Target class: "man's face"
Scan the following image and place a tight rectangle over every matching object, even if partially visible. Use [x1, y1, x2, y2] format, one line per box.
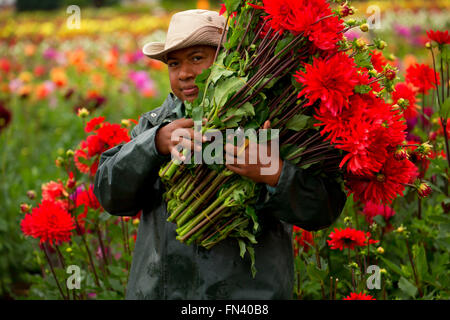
[166, 45, 216, 103]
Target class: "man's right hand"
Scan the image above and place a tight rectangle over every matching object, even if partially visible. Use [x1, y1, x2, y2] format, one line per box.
[155, 118, 207, 161]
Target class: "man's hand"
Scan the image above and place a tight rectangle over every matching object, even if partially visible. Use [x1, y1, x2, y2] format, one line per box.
[224, 121, 283, 187]
[155, 118, 207, 161]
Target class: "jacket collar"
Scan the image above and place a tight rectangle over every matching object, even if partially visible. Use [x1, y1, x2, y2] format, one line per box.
[142, 93, 181, 126]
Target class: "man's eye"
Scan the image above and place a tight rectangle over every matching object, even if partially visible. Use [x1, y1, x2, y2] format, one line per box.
[168, 61, 178, 67]
[193, 56, 203, 62]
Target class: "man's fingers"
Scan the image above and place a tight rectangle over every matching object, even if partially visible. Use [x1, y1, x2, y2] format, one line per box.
[263, 120, 271, 130]
[226, 164, 244, 175]
[175, 118, 195, 128]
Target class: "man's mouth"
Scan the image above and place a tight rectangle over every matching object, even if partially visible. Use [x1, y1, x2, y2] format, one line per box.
[182, 86, 199, 96]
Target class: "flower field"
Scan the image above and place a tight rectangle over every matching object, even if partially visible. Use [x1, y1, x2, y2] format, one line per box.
[0, 0, 449, 300]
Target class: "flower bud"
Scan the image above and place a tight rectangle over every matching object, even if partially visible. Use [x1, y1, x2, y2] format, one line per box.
[55, 156, 65, 167]
[26, 190, 36, 200]
[346, 18, 356, 26]
[66, 247, 73, 253]
[360, 23, 369, 32]
[344, 216, 352, 226]
[380, 268, 387, 275]
[355, 38, 367, 50]
[417, 182, 432, 198]
[132, 218, 140, 225]
[20, 203, 31, 213]
[376, 246, 385, 254]
[425, 42, 432, 49]
[77, 107, 89, 118]
[385, 69, 397, 81]
[121, 119, 131, 127]
[416, 142, 433, 158]
[396, 225, 406, 233]
[377, 40, 387, 50]
[66, 149, 74, 158]
[394, 147, 409, 160]
[368, 69, 378, 77]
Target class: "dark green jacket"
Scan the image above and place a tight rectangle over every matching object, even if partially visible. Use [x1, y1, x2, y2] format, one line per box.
[93, 93, 346, 300]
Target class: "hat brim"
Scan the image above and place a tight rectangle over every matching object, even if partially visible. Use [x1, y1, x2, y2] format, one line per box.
[142, 26, 225, 63]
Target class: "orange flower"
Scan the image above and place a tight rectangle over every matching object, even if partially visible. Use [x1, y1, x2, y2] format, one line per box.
[35, 83, 51, 100]
[50, 67, 68, 88]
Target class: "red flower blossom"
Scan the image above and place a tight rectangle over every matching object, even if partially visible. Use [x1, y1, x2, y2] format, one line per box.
[426, 30, 450, 45]
[20, 200, 75, 245]
[346, 155, 418, 205]
[74, 121, 130, 176]
[343, 292, 376, 300]
[293, 226, 314, 254]
[362, 201, 395, 224]
[369, 51, 389, 73]
[295, 52, 359, 116]
[85, 116, 105, 133]
[327, 227, 378, 250]
[392, 82, 419, 120]
[74, 147, 98, 177]
[254, 0, 344, 50]
[405, 63, 440, 95]
[41, 181, 68, 210]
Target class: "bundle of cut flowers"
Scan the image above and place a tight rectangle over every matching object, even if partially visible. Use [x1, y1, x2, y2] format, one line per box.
[158, 0, 429, 275]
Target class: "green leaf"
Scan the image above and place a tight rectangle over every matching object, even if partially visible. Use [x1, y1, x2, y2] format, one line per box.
[354, 50, 373, 69]
[398, 276, 418, 298]
[354, 85, 372, 94]
[379, 256, 405, 277]
[224, 0, 241, 13]
[214, 76, 248, 109]
[274, 33, 294, 56]
[238, 239, 246, 258]
[286, 114, 311, 131]
[413, 243, 429, 282]
[306, 263, 328, 282]
[246, 245, 257, 278]
[439, 98, 450, 119]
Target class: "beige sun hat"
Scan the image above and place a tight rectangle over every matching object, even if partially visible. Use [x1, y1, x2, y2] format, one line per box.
[142, 9, 227, 63]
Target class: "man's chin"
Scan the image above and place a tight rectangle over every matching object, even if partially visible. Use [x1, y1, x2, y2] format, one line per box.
[183, 95, 198, 103]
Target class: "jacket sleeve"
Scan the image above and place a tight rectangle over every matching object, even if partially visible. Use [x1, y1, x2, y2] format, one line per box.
[93, 117, 170, 216]
[256, 160, 347, 231]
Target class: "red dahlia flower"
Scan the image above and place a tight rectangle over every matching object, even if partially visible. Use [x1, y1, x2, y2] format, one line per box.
[369, 51, 389, 73]
[41, 180, 68, 210]
[426, 30, 450, 45]
[20, 200, 75, 245]
[346, 155, 418, 205]
[295, 52, 359, 116]
[406, 63, 440, 95]
[392, 82, 419, 120]
[327, 227, 378, 250]
[343, 292, 376, 300]
[85, 116, 105, 133]
[362, 201, 396, 225]
[251, 0, 344, 50]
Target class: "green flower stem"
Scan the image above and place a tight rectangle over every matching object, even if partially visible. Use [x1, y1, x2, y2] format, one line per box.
[201, 217, 248, 250]
[180, 166, 208, 201]
[177, 183, 239, 236]
[42, 243, 68, 300]
[178, 204, 229, 243]
[176, 173, 231, 227]
[405, 238, 424, 297]
[167, 170, 219, 222]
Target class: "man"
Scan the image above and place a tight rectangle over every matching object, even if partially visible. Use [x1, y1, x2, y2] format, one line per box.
[94, 9, 346, 299]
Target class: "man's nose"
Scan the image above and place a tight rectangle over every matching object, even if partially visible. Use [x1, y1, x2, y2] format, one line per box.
[178, 62, 195, 81]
